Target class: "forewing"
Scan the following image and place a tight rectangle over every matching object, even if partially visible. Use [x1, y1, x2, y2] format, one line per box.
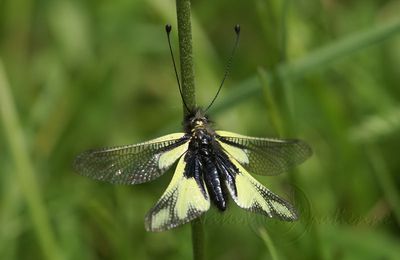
[227, 157, 298, 221]
[216, 130, 312, 176]
[145, 155, 210, 232]
[73, 133, 189, 184]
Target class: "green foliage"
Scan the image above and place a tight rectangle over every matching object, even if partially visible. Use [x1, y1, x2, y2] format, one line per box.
[1, 0, 400, 259]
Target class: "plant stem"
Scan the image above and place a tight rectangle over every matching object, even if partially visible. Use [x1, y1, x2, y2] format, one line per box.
[176, 0, 196, 113]
[191, 217, 205, 260]
[258, 227, 279, 260]
[175, 1, 204, 259]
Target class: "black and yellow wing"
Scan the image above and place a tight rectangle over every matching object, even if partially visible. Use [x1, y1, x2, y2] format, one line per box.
[216, 130, 312, 176]
[73, 133, 190, 184]
[145, 154, 210, 231]
[226, 156, 298, 220]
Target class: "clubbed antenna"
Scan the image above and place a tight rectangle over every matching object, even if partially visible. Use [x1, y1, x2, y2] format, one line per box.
[205, 24, 241, 112]
[165, 24, 190, 112]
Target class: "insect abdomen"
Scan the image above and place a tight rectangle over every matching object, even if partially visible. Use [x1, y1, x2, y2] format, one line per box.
[202, 156, 226, 211]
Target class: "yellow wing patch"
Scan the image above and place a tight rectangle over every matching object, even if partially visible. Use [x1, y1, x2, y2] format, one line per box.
[216, 130, 249, 165]
[227, 157, 297, 221]
[145, 156, 210, 231]
[158, 141, 189, 170]
[217, 140, 249, 164]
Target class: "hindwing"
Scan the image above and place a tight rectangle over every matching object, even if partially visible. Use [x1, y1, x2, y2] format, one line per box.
[145, 154, 210, 231]
[226, 156, 298, 221]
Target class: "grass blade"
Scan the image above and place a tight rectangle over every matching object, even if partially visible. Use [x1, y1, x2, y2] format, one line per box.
[0, 60, 61, 260]
[216, 20, 400, 111]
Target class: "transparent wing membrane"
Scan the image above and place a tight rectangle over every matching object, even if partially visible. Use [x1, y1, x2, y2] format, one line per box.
[73, 133, 189, 184]
[216, 130, 312, 176]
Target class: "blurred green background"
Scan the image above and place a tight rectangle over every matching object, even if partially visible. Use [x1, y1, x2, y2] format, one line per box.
[1, 0, 400, 259]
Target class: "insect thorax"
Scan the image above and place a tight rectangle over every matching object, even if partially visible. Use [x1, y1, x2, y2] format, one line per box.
[185, 108, 216, 155]
[183, 107, 214, 135]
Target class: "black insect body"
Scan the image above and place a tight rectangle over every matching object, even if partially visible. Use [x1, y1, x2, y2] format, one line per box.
[73, 24, 312, 231]
[184, 109, 238, 212]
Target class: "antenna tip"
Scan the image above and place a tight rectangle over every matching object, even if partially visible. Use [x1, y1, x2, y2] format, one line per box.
[234, 24, 240, 34]
[165, 24, 172, 33]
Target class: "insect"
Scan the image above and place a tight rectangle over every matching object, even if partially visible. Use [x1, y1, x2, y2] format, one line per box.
[73, 24, 312, 232]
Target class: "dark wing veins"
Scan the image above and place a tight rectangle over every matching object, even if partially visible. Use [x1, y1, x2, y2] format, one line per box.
[216, 131, 312, 176]
[73, 134, 190, 184]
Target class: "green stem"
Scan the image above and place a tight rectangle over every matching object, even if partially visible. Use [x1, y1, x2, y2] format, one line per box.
[258, 227, 279, 260]
[175, 0, 204, 259]
[191, 217, 205, 260]
[176, 0, 196, 113]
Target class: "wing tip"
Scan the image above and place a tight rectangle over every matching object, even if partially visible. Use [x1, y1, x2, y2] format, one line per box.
[269, 196, 300, 222]
[288, 138, 312, 155]
[288, 139, 313, 165]
[277, 207, 299, 222]
[144, 212, 204, 232]
[299, 140, 313, 159]
[72, 150, 92, 173]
